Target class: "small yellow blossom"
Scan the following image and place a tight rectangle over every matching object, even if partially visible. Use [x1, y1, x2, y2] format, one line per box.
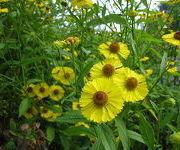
[0, 8, 9, 13]
[145, 69, 153, 76]
[75, 122, 90, 128]
[34, 83, 50, 99]
[140, 57, 149, 62]
[71, 0, 93, 9]
[72, 102, 80, 110]
[0, 0, 9, 2]
[24, 106, 38, 119]
[49, 85, 64, 101]
[166, 61, 177, 73]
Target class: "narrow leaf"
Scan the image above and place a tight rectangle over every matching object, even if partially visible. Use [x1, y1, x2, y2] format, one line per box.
[139, 114, 155, 150]
[115, 117, 130, 150]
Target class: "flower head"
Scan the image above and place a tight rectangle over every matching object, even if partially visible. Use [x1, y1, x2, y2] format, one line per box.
[64, 37, 80, 45]
[71, 0, 93, 9]
[90, 58, 123, 79]
[34, 83, 49, 99]
[0, 8, 9, 13]
[52, 67, 75, 85]
[162, 31, 180, 46]
[40, 105, 62, 121]
[80, 78, 124, 123]
[114, 68, 148, 102]
[24, 106, 38, 119]
[49, 85, 64, 101]
[72, 102, 80, 110]
[145, 69, 153, 76]
[99, 41, 130, 59]
[24, 84, 36, 97]
[166, 61, 177, 73]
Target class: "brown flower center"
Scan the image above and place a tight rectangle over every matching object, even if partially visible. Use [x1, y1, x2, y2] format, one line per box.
[109, 42, 120, 53]
[93, 91, 108, 106]
[65, 37, 76, 44]
[53, 89, 59, 95]
[126, 77, 138, 90]
[39, 87, 45, 93]
[43, 109, 48, 113]
[64, 73, 70, 79]
[45, 7, 50, 11]
[174, 31, 180, 40]
[102, 64, 115, 77]
[27, 108, 33, 113]
[27, 87, 33, 93]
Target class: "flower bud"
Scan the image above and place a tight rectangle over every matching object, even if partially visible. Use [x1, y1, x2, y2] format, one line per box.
[169, 132, 180, 145]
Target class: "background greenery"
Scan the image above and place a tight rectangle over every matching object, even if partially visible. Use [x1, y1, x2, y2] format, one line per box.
[0, 0, 180, 149]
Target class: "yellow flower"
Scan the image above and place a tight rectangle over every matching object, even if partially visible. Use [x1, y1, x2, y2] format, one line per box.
[34, 83, 49, 99]
[72, 102, 80, 110]
[0, 8, 9, 13]
[49, 85, 64, 101]
[90, 58, 123, 79]
[34, 2, 45, 7]
[80, 78, 124, 123]
[62, 48, 78, 60]
[140, 56, 149, 62]
[40, 106, 53, 119]
[99, 41, 130, 59]
[162, 31, 180, 46]
[40, 105, 62, 121]
[71, 0, 93, 9]
[167, 67, 177, 73]
[24, 106, 38, 119]
[127, 10, 138, 17]
[24, 84, 36, 97]
[75, 122, 90, 128]
[43, 7, 51, 13]
[166, 61, 177, 73]
[53, 40, 66, 48]
[0, 0, 9, 2]
[52, 67, 75, 85]
[145, 69, 153, 76]
[114, 68, 149, 102]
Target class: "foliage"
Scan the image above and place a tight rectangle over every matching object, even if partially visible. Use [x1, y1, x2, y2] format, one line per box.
[0, 0, 180, 150]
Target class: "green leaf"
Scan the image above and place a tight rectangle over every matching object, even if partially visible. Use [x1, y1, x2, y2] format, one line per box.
[18, 98, 32, 117]
[159, 110, 175, 128]
[149, 48, 162, 59]
[95, 124, 116, 150]
[127, 130, 145, 144]
[54, 111, 87, 124]
[159, 52, 168, 75]
[0, 43, 5, 49]
[46, 126, 55, 144]
[142, 103, 158, 120]
[62, 126, 95, 137]
[87, 14, 126, 27]
[139, 114, 155, 150]
[91, 138, 104, 150]
[115, 117, 130, 150]
[141, 0, 148, 7]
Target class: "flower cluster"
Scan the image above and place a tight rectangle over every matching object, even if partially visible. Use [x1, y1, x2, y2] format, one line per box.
[79, 41, 149, 123]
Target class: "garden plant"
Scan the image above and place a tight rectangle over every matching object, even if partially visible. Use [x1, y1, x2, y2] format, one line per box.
[0, 0, 180, 149]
